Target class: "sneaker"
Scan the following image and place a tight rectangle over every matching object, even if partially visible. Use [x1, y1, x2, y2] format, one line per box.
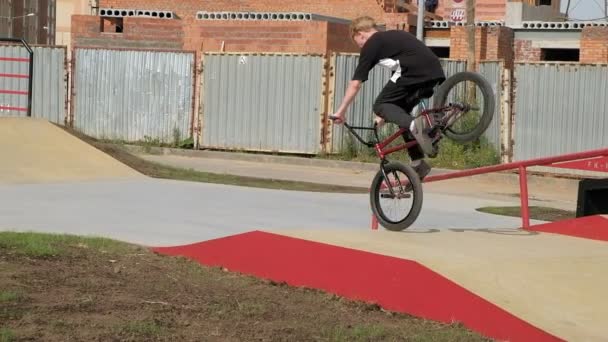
[411, 159, 431, 181]
[405, 159, 431, 191]
[410, 117, 437, 158]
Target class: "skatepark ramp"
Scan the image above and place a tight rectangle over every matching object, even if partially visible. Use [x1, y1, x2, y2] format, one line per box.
[0, 118, 142, 184]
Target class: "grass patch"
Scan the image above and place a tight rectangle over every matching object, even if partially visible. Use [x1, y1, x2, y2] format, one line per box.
[324, 127, 500, 170]
[325, 324, 388, 341]
[116, 320, 166, 339]
[0, 328, 15, 342]
[0, 231, 133, 258]
[99, 127, 194, 152]
[60, 126, 367, 194]
[476, 206, 576, 222]
[0, 291, 21, 303]
[430, 137, 499, 169]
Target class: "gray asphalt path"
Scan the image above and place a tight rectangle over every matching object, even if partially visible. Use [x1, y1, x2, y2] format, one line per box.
[0, 178, 542, 247]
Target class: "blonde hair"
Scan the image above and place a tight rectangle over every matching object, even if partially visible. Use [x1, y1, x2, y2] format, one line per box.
[350, 16, 377, 39]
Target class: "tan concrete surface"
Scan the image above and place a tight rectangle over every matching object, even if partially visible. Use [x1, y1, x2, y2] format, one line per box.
[0, 118, 142, 184]
[141, 154, 578, 211]
[268, 228, 608, 341]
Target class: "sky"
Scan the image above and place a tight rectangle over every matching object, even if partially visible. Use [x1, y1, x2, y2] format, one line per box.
[560, 0, 608, 20]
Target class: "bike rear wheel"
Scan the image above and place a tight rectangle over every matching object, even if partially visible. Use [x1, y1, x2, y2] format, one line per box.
[370, 162, 423, 231]
[433, 71, 495, 143]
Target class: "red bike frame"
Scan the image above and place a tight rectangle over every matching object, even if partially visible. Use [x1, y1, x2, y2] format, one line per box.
[343, 106, 454, 161]
[373, 127, 415, 160]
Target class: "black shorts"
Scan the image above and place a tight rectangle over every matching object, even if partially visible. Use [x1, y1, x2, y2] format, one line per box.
[372, 78, 442, 128]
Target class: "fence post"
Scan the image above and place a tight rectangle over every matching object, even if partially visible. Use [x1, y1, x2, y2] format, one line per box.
[194, 52, 204, 150]
[500, 66, 513, 163]
[321, 53, 335, 153]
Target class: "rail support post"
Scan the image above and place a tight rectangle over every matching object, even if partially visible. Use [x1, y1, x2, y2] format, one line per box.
[519, 165, 530, 229]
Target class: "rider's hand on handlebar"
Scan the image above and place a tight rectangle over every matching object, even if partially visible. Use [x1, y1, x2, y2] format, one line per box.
[373, 115, 385, 128]
[329, 112, 346, 125]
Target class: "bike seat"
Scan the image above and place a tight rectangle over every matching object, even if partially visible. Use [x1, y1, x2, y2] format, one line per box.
[404, 86, 436, 108]
[413, 87, 435, 100]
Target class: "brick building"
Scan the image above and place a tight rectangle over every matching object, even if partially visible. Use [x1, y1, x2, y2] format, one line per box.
[424, 19, 608, 65]
[68, 0, 445, 55]
[0, 0, 55, 45]
[434, 0, 562, 22]
[39, 0, 608, 65]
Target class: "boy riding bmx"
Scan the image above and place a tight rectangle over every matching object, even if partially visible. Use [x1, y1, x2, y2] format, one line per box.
[331, 16, 446, 181]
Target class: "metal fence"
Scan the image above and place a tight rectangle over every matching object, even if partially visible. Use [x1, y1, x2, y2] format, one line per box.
[0, 44, 66, 123]
[0, 44, 31, 117]
[31, 46, 66, 124]
[200, 53, 325, 154]
[329, 54, 467, 152]
[478, 61, 503, 154]
[72, 48, 195, 142]
[513, 63, 608, 170]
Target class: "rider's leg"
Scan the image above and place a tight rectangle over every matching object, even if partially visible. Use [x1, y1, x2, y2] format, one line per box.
[373, 82, 434, 180]
[372, 102, 431, 181]
[403, 131, 431, 181]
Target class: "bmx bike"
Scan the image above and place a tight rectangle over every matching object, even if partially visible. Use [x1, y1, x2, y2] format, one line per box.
[330, 71, 496, 231]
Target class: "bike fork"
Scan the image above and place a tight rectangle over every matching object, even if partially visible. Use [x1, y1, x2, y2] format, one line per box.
[379, 159, 397, 198]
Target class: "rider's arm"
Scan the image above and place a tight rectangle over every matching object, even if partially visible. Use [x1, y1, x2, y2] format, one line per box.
[335, 80, 362, 115]
[334, 40, 378, 117]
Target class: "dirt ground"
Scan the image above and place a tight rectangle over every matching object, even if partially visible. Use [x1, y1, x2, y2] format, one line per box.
[0, 236, 492, 342]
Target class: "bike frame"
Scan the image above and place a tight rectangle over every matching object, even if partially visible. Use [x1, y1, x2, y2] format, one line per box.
[339, 104, 459, 161]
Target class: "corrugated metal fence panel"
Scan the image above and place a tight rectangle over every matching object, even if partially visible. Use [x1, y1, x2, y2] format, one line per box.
[331, 54, 391, 153]
[0, 45, 67, 123]
[479, 61, 502, 153]
[331, 55, 467, 152]
[0, 45, 30, 117]
[73, 48, 194, 142]
[201, 54, 324, 154]
[440, 59, 468, 79]
[514, 63, 608, 176]
[31, 46, 66, 124]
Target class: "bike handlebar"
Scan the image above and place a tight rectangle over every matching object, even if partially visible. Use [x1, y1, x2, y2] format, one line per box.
[329, 115, 378, 128]
[328, 115, 378, 147]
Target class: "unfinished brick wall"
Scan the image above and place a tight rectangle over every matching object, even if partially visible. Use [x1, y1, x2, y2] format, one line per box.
[182, 19, 329, 54]
[450, 26, 514, 68]
[99, 0, 380, 21]
[514, 40, 542, 62]
[72, 15, 355, 55]
[580, 27, 608, 64]
[326, 22, 358, 53]
[449, 26, 488, 67]
[71, 15, 184, 50]
[382, 12, 415, 31]
[435, 0, 507, 21]
[486, 26, 514, 68]
[97, 0, 415, 29]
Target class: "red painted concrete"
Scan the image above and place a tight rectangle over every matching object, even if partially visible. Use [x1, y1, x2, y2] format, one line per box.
[527, 215, 608, 242]
[153, 231, 562, 342]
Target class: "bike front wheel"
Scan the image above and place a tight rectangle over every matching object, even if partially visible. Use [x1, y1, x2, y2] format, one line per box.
[370, 162, 423, 231]
[434, 71, 495, 143]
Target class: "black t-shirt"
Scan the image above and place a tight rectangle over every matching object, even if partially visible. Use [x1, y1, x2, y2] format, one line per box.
[352, 30, 446, 86]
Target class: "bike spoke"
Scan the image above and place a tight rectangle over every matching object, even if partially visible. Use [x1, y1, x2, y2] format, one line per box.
[446, 80, 485, 135]
[378, 170, 414, 223]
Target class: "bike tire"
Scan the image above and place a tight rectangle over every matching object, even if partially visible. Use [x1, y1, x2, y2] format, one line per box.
[434, 71, 495, 143]
[370, 162, 423, 231]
